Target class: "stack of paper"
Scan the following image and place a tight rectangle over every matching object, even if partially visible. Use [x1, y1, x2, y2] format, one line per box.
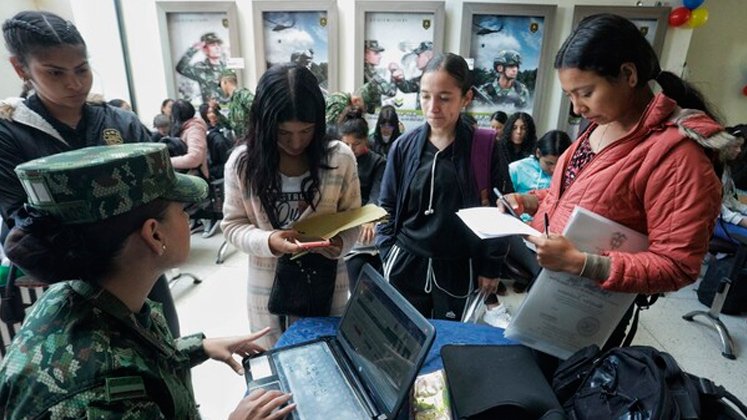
[457, 207, 542, 239]
[504, 207, 647, 359]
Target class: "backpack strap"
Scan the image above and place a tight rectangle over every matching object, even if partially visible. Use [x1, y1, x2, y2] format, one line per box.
[688, 373, 747, 418]
[471, 127, 496, 205]
[621, 294, 661, 347]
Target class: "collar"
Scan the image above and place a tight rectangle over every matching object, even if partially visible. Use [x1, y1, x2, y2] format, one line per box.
[0, 96, 67, 145]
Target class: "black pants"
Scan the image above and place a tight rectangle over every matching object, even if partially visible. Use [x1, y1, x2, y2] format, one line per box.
[386, 244, 472, 321]
[345, 253, 383, 292]
[148, 275, 180, 338]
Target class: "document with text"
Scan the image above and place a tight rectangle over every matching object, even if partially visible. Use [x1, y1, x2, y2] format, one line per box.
[504, 207, 648, 359]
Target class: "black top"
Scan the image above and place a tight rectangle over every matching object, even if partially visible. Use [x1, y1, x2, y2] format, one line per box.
[357, 150, 386, 205]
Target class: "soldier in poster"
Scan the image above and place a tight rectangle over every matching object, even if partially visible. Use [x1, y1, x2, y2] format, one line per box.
[176, 32, 228, 104]
[388, 41, 434, 110]
[475, 49, 529, 108]
[363, 40, 397, 113]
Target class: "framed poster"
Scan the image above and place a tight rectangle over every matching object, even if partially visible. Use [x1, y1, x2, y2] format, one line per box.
[460, 3, 557, 128]
[558, 5, 670, 138]
[252, 0, 338, 94]
[156, 1, 242, 106]
[354, 1, 445, 129]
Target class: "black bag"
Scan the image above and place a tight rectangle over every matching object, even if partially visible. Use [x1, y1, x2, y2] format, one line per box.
[267, 253, 337, 317]
[697, 255, 747, 314]
[552, 345, 747, 420]
[159, 136, 188, 157]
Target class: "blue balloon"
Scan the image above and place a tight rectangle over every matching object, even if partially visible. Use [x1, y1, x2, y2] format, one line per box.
[683, 0, 704, 10]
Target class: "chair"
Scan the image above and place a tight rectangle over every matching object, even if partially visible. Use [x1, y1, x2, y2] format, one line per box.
[682, 236, 747, 360]
[187, 177, 224, 239]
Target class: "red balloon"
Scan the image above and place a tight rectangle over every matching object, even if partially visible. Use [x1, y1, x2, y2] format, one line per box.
[742, 85, 747, 96]
[669, 7, 691, 27]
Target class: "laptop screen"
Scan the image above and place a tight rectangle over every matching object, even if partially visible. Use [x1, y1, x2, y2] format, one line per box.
[337, 265, 435, 417]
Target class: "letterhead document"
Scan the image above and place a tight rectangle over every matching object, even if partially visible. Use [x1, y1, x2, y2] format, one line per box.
[504, 207, 648, 359]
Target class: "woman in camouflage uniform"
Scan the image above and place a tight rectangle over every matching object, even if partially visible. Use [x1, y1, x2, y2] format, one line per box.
[0, 144, 294, 419]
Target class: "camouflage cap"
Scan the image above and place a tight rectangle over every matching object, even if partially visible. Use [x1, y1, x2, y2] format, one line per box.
[364, 40, 384, 52]
[413, 41, 433, 55]
[494, 49, 522, 67]
[200, 32, 223, 44]
[14, 144, 208, 224]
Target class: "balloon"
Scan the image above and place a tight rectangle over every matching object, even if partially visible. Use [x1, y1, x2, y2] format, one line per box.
[683, 0, 704, 10]
[688, 7, 709, 28]
[668, 7, 691, 27]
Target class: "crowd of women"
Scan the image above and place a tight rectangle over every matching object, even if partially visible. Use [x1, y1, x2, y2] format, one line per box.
[0, 9, 740, 419]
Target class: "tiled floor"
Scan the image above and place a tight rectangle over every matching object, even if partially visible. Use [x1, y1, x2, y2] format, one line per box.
[175, 233, 747, 419]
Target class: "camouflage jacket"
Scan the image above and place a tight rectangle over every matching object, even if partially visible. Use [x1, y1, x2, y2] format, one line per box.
[0, 281, 208, 419]
[176, 47, 228, 103]
[227, 88, 254, 139]
[478, 79, 529, 108]
[363, 63, 397, 112]
[394, 74, 422, 110]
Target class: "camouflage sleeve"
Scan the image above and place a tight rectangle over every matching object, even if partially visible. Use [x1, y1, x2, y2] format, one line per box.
[516, 82, 529, 107]
[365, 66, 397, 97]
[175, 333, 210, 367]
[175, 47, 200, 80]
[229, 89, 254, 136]
[394, 78, 419, 94]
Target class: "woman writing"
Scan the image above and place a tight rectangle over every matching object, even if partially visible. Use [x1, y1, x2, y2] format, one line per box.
[0, 143, 293, 419]
[0, 11, 180, 337]
[376, 53, 512, 321]
[221, 64, 361, 347]
[505, 14, 734, 348]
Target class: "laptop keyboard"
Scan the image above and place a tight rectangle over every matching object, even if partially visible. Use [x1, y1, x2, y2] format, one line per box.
[275, 341, 370, 420]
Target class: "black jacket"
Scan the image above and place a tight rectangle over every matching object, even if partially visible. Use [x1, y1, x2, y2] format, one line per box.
[0, 96, 151, 238]
[376, 120, 513, 277]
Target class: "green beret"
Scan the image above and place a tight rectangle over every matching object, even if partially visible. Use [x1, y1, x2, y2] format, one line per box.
[15, 143, 208, 224]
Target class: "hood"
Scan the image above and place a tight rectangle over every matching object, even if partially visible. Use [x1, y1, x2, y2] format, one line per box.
[0, 96, 67, 145]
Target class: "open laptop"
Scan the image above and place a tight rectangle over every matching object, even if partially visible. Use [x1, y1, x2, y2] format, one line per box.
[242, 264, 437, 420]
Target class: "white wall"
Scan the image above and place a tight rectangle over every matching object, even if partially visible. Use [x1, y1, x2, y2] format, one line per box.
[2, 0, 697, 133]
[685, 0, 747, 126]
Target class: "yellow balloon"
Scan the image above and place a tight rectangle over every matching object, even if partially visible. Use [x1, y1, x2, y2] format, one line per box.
[688, 7, 709, 28]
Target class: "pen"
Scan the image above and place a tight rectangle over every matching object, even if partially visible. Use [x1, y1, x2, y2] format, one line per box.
[493, 187, 519, 219]
[544, 213, 550, 238]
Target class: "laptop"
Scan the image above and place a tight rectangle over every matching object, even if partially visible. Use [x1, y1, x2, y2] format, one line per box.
[242, 264, 437, 420]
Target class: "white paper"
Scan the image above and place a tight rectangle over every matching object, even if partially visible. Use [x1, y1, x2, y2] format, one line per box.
[505, 207, 648, 359]
[457, 207, 543, 239]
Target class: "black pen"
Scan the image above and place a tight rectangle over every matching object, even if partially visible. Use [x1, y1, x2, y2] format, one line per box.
[544, 213, 550, 238]
[493, 187, 519, 219]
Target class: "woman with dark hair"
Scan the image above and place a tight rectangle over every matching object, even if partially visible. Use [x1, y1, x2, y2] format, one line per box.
[161, 98, 174, 117]
[221, 63, 361, 347]
[369, 104, 402, 156]
[0, 144, 294, 418]
[489, 110, 508, 137]
[0, 10, 181, 337]
[376, 53, 512, 321]
[499, 111, 537, 163]
[170, 99, 208, 178]
[339, 105, 386, 288]
[504, 14, 735, 348]
[509, 129, 571, 194]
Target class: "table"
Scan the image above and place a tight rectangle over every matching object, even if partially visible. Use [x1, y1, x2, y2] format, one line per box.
[275, 317, 516, 374]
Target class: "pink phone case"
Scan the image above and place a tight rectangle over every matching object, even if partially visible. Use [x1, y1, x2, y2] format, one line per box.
[294, 239, 332, 249]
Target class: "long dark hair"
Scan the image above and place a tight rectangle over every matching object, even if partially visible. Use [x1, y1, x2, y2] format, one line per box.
[536, 130, 572, 157]
[170, 99, 195, 136]
[373, 105, 401, 140]
[5, 200, 169, 284]
[423, 53, 473, 95]
[2, 11, 86, 67]
[500, 112, 537, 162]
[237, 63, 330, 227]
[339, 106, 368, 140]
[555, 13, 716, 118]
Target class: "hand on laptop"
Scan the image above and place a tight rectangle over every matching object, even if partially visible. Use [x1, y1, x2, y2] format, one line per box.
[229, 388, 296, 420]
[203, 327, 272, 375]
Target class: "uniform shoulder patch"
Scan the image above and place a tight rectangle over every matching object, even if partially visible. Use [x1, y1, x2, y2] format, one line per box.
[103, 129, 124, 145]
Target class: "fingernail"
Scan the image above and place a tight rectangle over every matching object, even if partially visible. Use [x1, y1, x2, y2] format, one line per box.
[238, 369, 244, 375]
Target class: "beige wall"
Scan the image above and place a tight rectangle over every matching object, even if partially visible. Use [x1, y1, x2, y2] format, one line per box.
[1, 0, 698, 133]
[686, 0, 747, 126]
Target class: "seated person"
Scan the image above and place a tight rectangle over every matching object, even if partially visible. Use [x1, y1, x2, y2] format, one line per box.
[151, 113, 170, 142]
[715, 125, 747, 243]
[0, 143, 294, 418]
[509, 130, 571, 194]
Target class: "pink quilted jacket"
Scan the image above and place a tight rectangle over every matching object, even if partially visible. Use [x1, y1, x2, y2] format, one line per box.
[531, 94, 730, 293]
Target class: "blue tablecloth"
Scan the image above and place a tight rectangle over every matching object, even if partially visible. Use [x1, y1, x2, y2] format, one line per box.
[275, 317, 516, 374]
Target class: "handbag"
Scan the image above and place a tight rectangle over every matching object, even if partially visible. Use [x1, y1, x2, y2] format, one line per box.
[267, 252, 338, 317]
